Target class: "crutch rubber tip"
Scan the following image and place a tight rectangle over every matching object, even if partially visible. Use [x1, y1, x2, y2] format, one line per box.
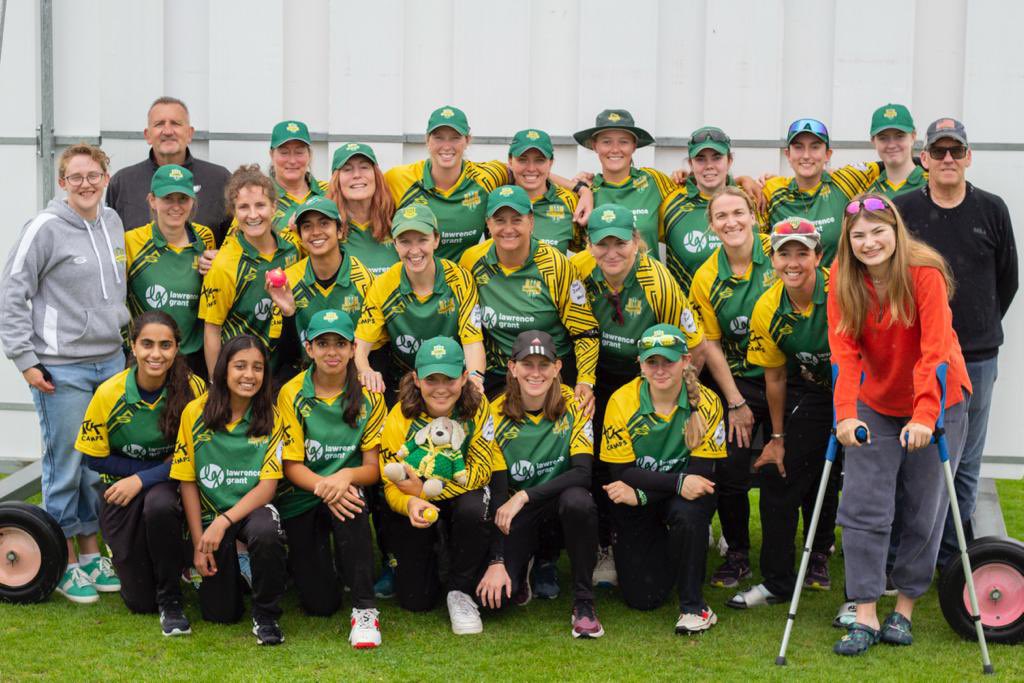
[776, 657, 787, 666]
[983, 665, 994, 675]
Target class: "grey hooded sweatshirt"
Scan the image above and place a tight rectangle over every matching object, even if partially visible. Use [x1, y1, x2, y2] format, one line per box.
[1, 199, 129, 371]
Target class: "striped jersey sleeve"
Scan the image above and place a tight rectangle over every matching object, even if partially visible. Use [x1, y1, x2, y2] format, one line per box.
[639, 256, 704, 348]
[467, 160, 512, 193]
[535, 244, 600, 385]
[441, 260, 484, 344]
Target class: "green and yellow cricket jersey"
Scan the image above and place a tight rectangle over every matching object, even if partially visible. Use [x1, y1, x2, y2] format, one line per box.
[275, 368, 387, 519]
[571, 250, 703, 377]
[600, 377, 726, 471]
[591, 167, 678, 262]
[199, 232, 300, 355]
[660, 179, 723, 296]
[868, 165, 927, 199]
[342, 221, 399, 276]
[378, 397, 502, 514]
[491, 385, 592, 491]
[530, 183, 585, 254]
[125, 222, 218, 355]
[170, 394, 287, 524]
[459, 238, 600, 384]
[762, 163, 879, 264]
[689, 234, 775, 378]
[284, 251, 374, 337]
[747, 267, 832, 388]
[385, 159, 510, 261]
[75, 368, 206, 483]
[355, 258, 484, 375]
[272, 172, 330, 231]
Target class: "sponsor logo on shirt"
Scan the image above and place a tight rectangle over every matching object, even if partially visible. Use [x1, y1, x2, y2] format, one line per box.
[122, 444, 148, 459]
[680, 309, 697, 334]
[254, 298, 273, 321]
[482, 415, 495, 441]
[728, 316, 749, 336]
[199, 463, 226, 488]
[510, 460, 536, 483]
[582, 419, 594, 444]
[569, 280, 586, 305]
[146, 284, 195, 309]
[470, 304, 482, 329]
[395, 334, 420, 355]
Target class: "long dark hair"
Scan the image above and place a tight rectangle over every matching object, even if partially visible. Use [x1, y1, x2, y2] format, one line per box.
[397, 370, 482, 422]
[309, 352, 363, 428]
[202, 335, 275, 437]
[130, 310, 193, 443]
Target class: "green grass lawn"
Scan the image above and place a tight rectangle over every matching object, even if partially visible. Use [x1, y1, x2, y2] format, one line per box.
[2, 480, 1021, 681]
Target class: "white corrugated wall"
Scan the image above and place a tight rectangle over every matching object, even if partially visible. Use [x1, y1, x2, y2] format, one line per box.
[1, 0, 1022, 472]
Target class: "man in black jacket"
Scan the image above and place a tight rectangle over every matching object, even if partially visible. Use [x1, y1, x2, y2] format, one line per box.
[106, 96, 232, 244]
[894, 117, 1018, 568]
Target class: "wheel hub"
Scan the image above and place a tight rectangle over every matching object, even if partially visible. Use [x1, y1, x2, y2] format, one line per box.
[966, 562, 1024, 628]
[0, 526, 43, 589]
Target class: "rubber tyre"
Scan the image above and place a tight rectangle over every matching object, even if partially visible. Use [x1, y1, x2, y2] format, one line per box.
[938, 535, 1024, 644]
[0, 502, 67, 604]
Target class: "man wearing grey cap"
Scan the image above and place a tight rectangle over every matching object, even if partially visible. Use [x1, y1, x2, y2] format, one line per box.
[893, 117, 1018, 568]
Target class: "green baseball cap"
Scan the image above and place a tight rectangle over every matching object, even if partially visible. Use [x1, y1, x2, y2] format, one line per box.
[332, 142, 378, 170]
[509, 129, 554, 159]
[637, 323, 689, 362]
[391, 204, 438, 237]
[573, 109, 655, 149]
[427, 106, 470, 136]
[271, 120, 312, 149]
[588, 203, 635, 244]
[293, 195, 341, 225]
[306, 308, 355, 342]
[150, 164, 195, 198]
[486, 185, 533, 217]
[688, 126, 731, 157]
[415, 336, 465, 379]
[870, 104, 915, 137]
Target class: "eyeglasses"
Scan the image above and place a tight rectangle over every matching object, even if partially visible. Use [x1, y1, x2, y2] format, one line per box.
[845, 196, 892, 215]
[63, 172, 105, 186]
[787, 118, 829, 139]
[689, 128, 731, 145]
[927, 145, 968, 160]
[638, 332, 686, 350]
[773, 217, 817, 235]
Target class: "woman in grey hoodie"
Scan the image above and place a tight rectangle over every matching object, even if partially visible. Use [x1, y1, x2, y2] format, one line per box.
[0, 144, 130, 604]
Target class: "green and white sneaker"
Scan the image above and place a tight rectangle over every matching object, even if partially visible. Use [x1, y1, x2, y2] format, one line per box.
[56, 566, 99, 604]
[81, 556, 121, 593]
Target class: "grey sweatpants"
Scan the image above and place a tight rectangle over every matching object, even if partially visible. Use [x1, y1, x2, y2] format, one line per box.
[838, 399, 967, 602]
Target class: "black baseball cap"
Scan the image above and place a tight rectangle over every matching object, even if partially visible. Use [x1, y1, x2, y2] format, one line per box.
[510, 330, 557, 362]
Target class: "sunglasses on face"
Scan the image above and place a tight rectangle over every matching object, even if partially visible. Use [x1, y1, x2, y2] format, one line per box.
[690, 128, 731, 145]
[927, 145, 968, 160]
[787, 118, 829, 138]
[845, 197, 892, 215]
[638, 333, 686, 351]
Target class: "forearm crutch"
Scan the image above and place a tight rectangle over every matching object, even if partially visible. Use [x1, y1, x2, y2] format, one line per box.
[933, 363, 993, 675]
[776, 364, 864, 665]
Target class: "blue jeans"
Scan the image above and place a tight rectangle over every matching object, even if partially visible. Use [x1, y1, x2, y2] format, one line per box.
[31, 352, 125, 538]
[938, 356, 998, 567]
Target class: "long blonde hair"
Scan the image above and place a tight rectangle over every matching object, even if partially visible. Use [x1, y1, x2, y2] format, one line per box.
[832, 192, 954, 337]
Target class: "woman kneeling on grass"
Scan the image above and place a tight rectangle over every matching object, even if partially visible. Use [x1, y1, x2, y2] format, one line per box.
[276, 309, 387, 648]
[170, 335, 289, 645]
[78, 311, 205, 635]
[601, 324, 726, 634]
[828, 193, 970, 656]
[379, 336, 501, 634]
[489, 330, 602, 638]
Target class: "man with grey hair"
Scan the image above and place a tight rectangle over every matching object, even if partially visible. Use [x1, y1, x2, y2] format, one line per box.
[106, 96, 232, 244]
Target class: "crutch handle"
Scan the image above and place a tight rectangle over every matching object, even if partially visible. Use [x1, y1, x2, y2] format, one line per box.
[854, 426, 868, 443]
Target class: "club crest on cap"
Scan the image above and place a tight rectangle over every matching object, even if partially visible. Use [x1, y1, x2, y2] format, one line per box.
[286, 122, 300, 133]
[499, 187, 514, 197]
[323, 311, 338, 322]
[607, 112, 622, 122]
[936, 118, 957, 130]
[526, 130, 540, 140]
[884, 108, 897, 119]
[403, 206, 418, 219]
[169, 168, 183, 180]
[601, 209, 616, 223]
[346, 143, 360, 151]
[441, 108, 455, 119]
[431, 344, 446, 359]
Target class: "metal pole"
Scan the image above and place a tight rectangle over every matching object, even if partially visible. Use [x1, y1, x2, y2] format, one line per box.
[0, 0, 8, 64]
[38, 0, 55, 209]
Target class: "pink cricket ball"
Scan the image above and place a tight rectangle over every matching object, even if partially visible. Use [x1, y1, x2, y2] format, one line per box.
[266, 268, 287, 288]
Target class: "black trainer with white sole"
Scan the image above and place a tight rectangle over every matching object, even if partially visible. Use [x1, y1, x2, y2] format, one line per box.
[252, 618, 284, 646]
[159, 603, 192, 636]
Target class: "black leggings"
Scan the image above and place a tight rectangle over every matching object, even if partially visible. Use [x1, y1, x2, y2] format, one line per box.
[388, 488, 493, 611]
[99, 480, 185, 613]
[592, 366, 636, 548]
[197, 505, 287, 624]
[504, 487, 597, 602]
[281, 501, 375, 616]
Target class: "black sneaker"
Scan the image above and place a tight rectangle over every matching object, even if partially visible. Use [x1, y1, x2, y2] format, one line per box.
[159, 602, 192, 637]
[252, 617, 284, 646]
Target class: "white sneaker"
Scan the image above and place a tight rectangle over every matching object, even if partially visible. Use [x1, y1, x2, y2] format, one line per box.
[447, 590, 483, 634]
[833, 600, 857, 628]
[349, 608, 381, 648]
[675, 607, 718, 634]
[592, 546, 618, 587]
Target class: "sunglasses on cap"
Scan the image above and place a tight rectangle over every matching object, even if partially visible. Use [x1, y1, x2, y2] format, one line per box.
[787, 118, 829, 138]
[638, 333, 686, 351]
[689, 128, 731, 145]
[845, 196, 893, 216]
[773, 217, 817, 235]
[927, 144, 968, 160]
